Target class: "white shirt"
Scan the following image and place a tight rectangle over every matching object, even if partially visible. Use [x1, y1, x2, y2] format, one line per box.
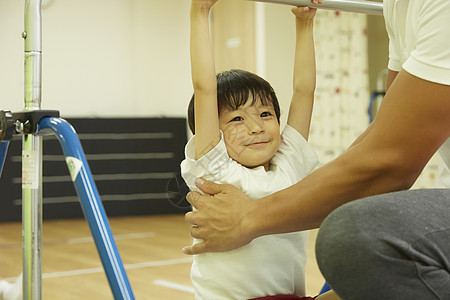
[181, 125, 319, 299]
[384, 0, 450, 185]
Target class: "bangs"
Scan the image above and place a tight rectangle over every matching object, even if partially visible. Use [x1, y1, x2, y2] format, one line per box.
[218, 88, 274, 111]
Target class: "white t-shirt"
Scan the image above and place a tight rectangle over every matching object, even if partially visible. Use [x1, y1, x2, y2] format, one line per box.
[384, 0, 450, 185]
[181, 125, 319, 299]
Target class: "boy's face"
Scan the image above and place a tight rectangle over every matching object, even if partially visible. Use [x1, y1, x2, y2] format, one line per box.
[219, 98, 281, 171]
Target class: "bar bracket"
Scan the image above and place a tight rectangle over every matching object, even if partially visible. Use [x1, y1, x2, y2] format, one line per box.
[12, 110, 60, 135]
[0, 110, 14, 142]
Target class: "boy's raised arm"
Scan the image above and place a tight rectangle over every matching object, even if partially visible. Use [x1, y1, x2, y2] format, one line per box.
[190, 0, 220, 159]
[287, 2, 320, 140]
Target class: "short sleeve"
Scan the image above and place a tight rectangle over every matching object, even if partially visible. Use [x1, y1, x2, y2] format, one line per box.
[275, 125, 319, 180]
[403, 1, 450, 85]
[180, 131, 231, 190]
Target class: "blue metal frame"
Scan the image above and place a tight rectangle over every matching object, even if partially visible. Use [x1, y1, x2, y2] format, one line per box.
[38, 117, 135, 299]
[0, 141, 9, 178]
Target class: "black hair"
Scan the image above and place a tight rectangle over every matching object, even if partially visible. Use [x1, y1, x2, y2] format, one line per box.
[187, 69, 280, 134]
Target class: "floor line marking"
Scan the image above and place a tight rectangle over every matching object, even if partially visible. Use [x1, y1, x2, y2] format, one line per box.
[3, 257, 193, 282]
[42, 257, 193, 279]
[123, 257, 192, 270]
[152, 279, 194, 294]
[0, 232, 156, 249]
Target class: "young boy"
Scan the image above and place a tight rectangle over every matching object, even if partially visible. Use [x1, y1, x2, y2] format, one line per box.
[181, 0, 321, 299]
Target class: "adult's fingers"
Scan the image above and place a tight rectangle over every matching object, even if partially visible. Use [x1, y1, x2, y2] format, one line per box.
[185, 211, 208, 239]
[186, 190, 204, 209]
[182, 241, 208, 255]
[184, 210, 197, 226]
[194, 177, 226, 195]
[188, 223, 205, 240]
[187, 178, 229, 208]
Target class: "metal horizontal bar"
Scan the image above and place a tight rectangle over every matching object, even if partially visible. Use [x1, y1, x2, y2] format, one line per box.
[248, 0, 383, 15]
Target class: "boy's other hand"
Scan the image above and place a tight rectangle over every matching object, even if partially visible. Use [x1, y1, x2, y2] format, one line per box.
[292, 0, 323, 20]
[191, 0, 219, 10]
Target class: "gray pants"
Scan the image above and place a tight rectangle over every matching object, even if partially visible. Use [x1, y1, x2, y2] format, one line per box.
[316, 189, 450, 300]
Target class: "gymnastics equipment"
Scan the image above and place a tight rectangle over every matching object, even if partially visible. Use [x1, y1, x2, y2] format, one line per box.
[247, 0, 384, 16]
[0, 1, 135, 299]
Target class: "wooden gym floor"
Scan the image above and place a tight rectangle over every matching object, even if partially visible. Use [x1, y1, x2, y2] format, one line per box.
[0, 215, 325, 299]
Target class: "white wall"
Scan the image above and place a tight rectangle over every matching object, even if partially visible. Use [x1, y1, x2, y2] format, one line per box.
[0, 1, 306, 123]
[263, 4, 296, 127]
[0, 0, 191, 118]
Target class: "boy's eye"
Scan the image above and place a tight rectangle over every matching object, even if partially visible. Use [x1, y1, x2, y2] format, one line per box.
[261, 112, 272, 117]
[231, 116, 243, 122]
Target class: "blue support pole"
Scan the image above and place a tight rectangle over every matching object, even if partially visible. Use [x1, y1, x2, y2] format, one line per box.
[38, 117, 135, 300]
[0, 141, 10, 178]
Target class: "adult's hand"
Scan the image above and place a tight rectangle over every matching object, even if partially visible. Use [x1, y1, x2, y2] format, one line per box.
[182, 178, 254, 255]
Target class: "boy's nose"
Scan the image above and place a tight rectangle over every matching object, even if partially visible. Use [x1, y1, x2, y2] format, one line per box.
[247, 120, 264, 134]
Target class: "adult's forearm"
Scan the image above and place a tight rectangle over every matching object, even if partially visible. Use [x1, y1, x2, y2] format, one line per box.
[247, 144, 417, 237]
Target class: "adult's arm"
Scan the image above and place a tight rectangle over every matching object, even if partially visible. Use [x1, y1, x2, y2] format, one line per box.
[183, 69, 450, 254]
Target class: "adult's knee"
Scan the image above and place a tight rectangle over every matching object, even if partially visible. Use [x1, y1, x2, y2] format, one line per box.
[316, 189, 450, 275]
[315, 190, 450, 299]
[316, 199, 375, 280]
[315, 197, 397, 298]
